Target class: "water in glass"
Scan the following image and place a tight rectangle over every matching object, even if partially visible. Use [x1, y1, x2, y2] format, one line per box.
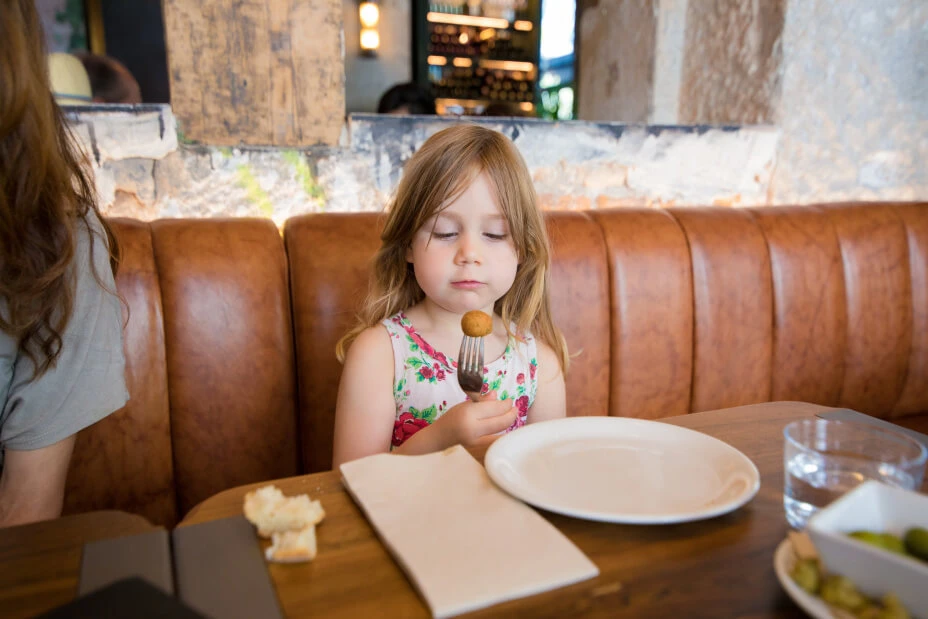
[784, 450, 916, 529]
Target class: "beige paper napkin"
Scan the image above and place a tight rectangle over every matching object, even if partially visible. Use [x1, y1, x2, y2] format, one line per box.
[340, 445, 599, 618]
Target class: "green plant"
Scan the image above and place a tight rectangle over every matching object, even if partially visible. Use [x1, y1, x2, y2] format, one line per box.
[235, 164, 274, 217]
[282, 150, 325, 204]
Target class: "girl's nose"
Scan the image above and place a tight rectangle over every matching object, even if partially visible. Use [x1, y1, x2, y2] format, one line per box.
[455, 232, 480, 264]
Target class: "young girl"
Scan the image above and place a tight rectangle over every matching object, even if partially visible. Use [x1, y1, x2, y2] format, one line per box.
[332, 125, 568, 467]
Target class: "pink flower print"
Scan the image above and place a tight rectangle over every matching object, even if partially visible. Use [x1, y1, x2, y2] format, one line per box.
[529, 361, 537, 380]
[409, 331, 430, 353]
[436, 369, 446, 381]
[505, 395, 530, 432]
[392, 412, 429, 447]
[419, 366, 434, 380]
[516, 372, 525, 385]
[401, 321, 452, 369]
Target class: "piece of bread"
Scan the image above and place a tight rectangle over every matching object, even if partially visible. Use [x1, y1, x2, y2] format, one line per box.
[461, 310, 493, 337]
[265, 525, 318, 563]
[243, 484, 326, 538]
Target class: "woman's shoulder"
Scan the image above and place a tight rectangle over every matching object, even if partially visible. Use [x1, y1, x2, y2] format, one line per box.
[71, 210, 115, 283]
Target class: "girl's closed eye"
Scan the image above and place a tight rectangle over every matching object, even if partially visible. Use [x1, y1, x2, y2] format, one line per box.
[432, 230, 457, 240]
[484, 231, 508, 240]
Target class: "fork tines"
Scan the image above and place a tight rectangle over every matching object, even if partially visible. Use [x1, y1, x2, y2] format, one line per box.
[458, 335, 485, 396]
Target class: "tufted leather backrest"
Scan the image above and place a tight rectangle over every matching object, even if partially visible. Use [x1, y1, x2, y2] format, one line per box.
[150, 219, 300, 519]
[64, 219, 176, 526]
[589, 208, 694, 419]
[65, 218, 300, 526]
[593, 203, 928, 420]
[544, 213, 611, 419]
[284, 213, 384, 474]
[61, 203, 928, 525]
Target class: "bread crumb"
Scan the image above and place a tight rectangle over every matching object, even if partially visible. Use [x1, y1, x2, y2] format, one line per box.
[243, 484, 325, 563]
[244, 484, 325, 538]
[266, 525, 317, 563]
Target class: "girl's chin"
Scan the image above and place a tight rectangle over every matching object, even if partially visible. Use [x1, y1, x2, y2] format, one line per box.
[432, 300, 495, 317]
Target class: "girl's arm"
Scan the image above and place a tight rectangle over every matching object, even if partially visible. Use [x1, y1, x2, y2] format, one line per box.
[332, 325, 397, 468]
[332, 326, 518, 467]
[526, 341, 567, 424]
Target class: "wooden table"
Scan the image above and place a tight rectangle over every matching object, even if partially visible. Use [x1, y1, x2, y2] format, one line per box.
[178, 401, 837, 618]
[0, 510, 158, 618]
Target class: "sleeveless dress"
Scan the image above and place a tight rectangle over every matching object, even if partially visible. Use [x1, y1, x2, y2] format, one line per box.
[382, 311, 539, 448]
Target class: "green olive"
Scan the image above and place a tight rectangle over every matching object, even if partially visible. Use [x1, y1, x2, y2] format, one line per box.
[848, 531, 906, 555]
[903, 527, 928, 562]
[878, 592, 911, 619]
[820, 574, 868, 611]
[789, 558, 820, 594]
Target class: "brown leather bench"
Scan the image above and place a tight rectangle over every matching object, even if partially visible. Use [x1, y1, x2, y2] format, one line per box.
[62, 203, 928, 527]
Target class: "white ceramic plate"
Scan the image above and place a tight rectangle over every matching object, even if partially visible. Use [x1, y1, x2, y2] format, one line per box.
[484, 417, 760, 524]
[773, 538, 829, 619]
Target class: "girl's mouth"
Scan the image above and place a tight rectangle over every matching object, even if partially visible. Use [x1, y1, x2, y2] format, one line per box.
[451, 280, 483, 290]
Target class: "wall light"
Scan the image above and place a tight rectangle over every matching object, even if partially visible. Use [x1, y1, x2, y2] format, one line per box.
[359, 1, 380, 56]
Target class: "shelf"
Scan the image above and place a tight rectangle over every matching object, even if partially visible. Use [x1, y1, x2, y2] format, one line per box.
[426, 12, 534, 32]
[426, 12, 510, 29]
[437, 97, 535, 111]
[428, 55, 535, 72]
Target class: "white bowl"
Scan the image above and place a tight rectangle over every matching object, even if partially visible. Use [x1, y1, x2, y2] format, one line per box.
[806, 481, 928, 617]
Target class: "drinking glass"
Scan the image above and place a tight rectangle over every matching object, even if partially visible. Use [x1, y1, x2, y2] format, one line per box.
[783, 418, 927, 529]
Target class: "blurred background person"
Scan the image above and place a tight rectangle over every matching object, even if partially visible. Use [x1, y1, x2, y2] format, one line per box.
[73, 51, 142, 104]
[377, 82, 436, 115]
[46, 52, 92, 106]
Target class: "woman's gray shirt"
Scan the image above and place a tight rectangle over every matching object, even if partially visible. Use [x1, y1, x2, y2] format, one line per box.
[0, 212, 128, 469]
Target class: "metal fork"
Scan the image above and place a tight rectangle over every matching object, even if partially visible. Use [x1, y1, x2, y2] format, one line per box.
[457, 334, 485, 401]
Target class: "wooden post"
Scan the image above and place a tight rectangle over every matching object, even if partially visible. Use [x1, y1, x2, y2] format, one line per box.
[162, 0, 345, 146]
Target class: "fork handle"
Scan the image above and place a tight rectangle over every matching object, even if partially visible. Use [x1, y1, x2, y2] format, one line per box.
[464, 391, 481, 403]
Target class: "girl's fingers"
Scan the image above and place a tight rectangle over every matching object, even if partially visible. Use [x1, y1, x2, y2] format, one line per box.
[473, 397, 514, 420]
[480, 406, 518, 435]
[475, 390, 498, 402]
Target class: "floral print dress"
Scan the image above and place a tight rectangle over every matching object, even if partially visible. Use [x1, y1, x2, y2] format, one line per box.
[383, 311, 539, 448]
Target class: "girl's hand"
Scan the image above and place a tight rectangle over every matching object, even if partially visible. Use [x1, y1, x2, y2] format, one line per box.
[431, 391, 517, 448]
[394, 391, 516, 455]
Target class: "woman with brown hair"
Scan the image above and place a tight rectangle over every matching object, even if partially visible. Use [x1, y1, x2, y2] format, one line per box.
[0, 0, 128, 526]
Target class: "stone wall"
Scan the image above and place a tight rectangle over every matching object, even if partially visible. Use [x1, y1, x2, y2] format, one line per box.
[69, 106, 780, 223]
[771, 0, 928, 203]
[578, 0, 926, 204]
[577, 0, 657, 123]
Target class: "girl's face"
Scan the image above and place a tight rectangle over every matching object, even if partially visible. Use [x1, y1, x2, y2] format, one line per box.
[406, 171, 519, 318]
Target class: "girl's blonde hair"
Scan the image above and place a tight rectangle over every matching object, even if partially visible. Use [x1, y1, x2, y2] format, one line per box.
[336, 124, 568, 373]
